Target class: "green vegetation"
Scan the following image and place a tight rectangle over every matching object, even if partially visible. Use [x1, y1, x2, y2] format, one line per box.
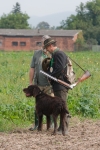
[36, 21, 50, 29]
[0, 2, 30, 29]
[58, 0, 100, 45]
[0, 51, 100, 132]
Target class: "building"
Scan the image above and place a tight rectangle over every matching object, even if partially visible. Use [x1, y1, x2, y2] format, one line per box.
[0, 29, 82, 51]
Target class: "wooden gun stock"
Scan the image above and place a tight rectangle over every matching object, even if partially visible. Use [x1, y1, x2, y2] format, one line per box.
[76, 70, 91, 85]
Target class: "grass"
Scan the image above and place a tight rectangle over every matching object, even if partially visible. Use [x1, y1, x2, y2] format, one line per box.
[0, 51, 100, 132]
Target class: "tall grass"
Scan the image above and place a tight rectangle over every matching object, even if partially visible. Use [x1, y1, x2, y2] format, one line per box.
[67, 51, 100, 118]
[0, 51, 100, 131]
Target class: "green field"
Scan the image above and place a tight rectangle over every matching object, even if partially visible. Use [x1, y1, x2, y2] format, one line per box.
[0, 51, 100, 132]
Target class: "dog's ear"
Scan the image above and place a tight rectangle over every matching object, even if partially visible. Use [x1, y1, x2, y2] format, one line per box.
[23, 88, 27, 93]
[32, 87, 38, 97]
[32, 85, 41, 97]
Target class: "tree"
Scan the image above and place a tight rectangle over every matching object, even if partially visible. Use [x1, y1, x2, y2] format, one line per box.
[50, 26, 56, 30]
[36, 21, 50, 29]
[0, 13, 30, 29]
[58, 0, 100, 44]
[11, 2, 21, 14]
[86, 0, 100, 26]
[0, 2, 30, 29]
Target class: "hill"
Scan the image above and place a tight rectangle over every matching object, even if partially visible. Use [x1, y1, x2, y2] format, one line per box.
[28, 11, 75, 28]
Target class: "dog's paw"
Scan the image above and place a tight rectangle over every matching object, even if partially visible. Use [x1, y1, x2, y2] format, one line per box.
[37, 128, 42, 132]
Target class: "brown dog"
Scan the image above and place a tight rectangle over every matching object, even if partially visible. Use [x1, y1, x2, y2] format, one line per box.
[23, 85, 70, 136]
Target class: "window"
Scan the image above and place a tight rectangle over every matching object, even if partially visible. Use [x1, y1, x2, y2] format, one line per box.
[36, 42, 42, 46]
[12, 42, 18, 46]
[0, 41, 2, 46]
[20, 42, 26, 46]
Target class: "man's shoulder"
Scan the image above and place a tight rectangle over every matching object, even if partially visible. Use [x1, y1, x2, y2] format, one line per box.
[34, 49, 42, 54]
[34, 49, 42, 56]
[55, 49, 67, 56]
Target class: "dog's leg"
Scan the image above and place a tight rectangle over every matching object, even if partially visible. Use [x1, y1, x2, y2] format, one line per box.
[61, 113, 66, 136]
[38, 114, 43, 131]
[52, 115, 57, 135]
[46, 115, 51, 130]
[57, 114, 62, 131]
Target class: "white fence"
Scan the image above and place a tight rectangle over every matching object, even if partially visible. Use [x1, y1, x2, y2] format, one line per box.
[92, 45, 100, 52]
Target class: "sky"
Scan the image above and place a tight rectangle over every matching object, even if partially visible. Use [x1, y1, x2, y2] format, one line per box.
[0, 0, 89, 17]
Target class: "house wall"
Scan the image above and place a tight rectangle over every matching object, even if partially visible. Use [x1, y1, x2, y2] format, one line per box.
[31, 36, 43, 50]
[31, 36, 75, 51]
[72, 34, 78, 42]
[0, 36, 4, 50]
[48, 36, 74, 51]
[0, 35, 76, 51]
[4, 36, 31, 51]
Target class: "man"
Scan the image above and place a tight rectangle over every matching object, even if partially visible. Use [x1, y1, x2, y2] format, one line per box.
[29, 35, 53, 131]
[43, 38, 70, 132]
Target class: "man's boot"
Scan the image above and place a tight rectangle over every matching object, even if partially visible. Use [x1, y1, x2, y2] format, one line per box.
[29, 111, 38, 131]
[57, 116, 62, 134]
[57, 115, 62, 131]
[57, 114, 71, 134]
[65, 114, 71, 133]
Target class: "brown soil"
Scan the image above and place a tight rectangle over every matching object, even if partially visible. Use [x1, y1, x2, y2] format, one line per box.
[0, 117, 100, 150]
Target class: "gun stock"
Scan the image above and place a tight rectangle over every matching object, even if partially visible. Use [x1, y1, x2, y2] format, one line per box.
[76, 70, 91, 85]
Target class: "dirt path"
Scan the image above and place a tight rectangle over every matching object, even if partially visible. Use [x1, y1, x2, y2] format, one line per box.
[0, 117, 100, 150]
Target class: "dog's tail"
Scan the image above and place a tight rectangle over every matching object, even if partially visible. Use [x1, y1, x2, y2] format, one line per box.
[65, 109, 69, 114]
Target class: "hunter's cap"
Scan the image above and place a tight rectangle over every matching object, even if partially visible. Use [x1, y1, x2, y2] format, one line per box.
[43, 38, 56, 49]
[41, 35, 51, 42]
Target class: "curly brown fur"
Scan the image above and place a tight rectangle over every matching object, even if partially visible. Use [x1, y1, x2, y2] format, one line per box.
[23, 85, 69, 136]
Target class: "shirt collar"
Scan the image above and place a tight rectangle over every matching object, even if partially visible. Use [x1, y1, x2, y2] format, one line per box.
[53, 48, 59, 54]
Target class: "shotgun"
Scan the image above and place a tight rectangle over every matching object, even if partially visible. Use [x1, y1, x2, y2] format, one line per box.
[40, 70, 91, 89]
[40, 70, 73, 89]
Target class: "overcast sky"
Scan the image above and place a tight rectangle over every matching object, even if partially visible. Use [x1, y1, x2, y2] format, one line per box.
[0, 0, 89, 17]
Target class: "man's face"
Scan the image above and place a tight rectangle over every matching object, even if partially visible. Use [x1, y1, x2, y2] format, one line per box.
[41, 38, 48, 53]
[46, 44, 52, 53]
[41, 40, 47, 53]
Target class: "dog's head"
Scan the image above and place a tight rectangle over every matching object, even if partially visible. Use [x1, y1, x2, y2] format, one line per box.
[23, 85, 41, 97]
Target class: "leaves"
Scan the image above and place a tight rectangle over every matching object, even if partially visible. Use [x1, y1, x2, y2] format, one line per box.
[58, 0, 100, 45]
[11, 2, 21, 14]
[0, 2, 30, 29]
[36, 21, 50, 29]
